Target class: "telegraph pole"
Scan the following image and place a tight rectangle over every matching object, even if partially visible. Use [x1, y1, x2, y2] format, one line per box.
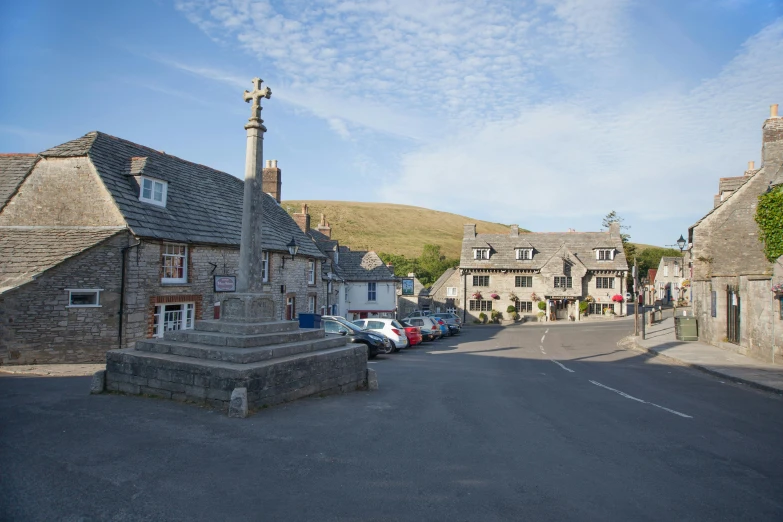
[633, 257, 639, 336]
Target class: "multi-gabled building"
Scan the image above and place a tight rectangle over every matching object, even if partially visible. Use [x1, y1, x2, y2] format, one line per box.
[653, 255, 687, 304]
[458, 224, 629, 322]
[0, 132, 327, 365]
[688, 105, 783, 363]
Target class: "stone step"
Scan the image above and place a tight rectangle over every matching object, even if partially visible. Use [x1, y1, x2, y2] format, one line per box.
[163, 327, 324, 348]
[194, 319, 301, 336]
[135, 334, 348, 364]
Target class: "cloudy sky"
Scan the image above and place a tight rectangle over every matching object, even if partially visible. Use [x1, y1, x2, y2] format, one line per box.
[1, 0, 782, 247]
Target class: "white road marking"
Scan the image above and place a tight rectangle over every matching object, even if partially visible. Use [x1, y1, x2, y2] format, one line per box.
[589, 380, 692, 418]
[550, 360, 574, 373]
[540, 335, 546, 343]
[545, 329, 549, 334]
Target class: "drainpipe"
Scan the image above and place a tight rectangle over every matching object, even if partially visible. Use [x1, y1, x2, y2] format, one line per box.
[118, 238, 141, 348]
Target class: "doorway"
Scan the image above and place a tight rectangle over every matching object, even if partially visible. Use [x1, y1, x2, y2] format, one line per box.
[726, 285, 740, 344]
[285, 296, 296, 321]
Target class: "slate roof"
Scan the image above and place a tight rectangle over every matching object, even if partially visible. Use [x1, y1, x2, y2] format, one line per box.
[338, 251, 397, 281]
[0, 227, 124, 293]
[461, 231, 628, 272]
[718, 176, 746, 194]
[39, 132, 323, 258]
[0, 154, 39, 211]
[429, 267, 457, 295]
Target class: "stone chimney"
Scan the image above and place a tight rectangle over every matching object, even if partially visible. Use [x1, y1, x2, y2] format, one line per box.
[316, 213, 332, 239]
[762, 103, 783, 167]
[386, 262, 394, 274]
[262, 159, 282, 203]
[509, 224, 519, 236]
[463, 224, 476, 239]
[609, 221, 620, 237]
[292, 203, 311, 233]
[744, 160, 755, 176]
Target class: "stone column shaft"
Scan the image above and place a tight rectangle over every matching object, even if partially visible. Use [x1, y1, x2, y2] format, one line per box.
[237, 121, 266, 293]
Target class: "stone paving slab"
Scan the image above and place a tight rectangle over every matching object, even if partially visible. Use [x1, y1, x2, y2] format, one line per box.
[623, 317, 783, 394]
[0, 363, 105, 377]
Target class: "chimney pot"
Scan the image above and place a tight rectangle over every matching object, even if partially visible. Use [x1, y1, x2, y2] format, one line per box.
[265, 160, 271, 168]
[748, 160, 755, 170]
[772, 104, 779, 119]
[272, 159, 278, 168]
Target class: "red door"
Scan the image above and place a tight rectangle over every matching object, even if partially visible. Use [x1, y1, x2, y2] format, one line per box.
[285, 297, 295, 320]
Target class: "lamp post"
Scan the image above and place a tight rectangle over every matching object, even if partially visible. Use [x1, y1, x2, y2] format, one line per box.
[282, 238, 299, 268]
[676, 234, 686, 252]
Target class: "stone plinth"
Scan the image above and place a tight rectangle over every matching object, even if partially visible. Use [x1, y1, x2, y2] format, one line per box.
[104, 319, 369, 413]
[220, 293, 275, 323]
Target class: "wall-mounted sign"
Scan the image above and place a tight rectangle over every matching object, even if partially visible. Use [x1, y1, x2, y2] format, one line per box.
[402, 278, 414, 296]
[214, 275, 236, 292]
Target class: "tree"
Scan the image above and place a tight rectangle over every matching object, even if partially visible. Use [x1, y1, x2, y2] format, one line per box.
[378, 245, 459, 287]
[603, 211, 635, 289]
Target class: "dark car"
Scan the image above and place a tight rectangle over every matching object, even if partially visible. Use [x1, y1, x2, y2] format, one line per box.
[431, 312, 461, 335]
[322, 316, 384, 359]
[402, 320, 434, 342]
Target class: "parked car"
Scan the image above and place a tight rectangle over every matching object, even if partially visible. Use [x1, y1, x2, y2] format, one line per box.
[431, 312, 461, 335]
[431, 317, 450, 337]
[402, 320, 433, 342]
[403, 325, 422, 346]
[353, 318, 410, 352]
[404, 310, 431, 318]
[322, 316, 388, 358]
[404, 316, 442, 340]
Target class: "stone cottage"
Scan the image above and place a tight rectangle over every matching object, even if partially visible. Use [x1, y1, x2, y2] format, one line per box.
[397, 273, 432, 317]
[459, 224, 629, 323]
[688, 104, 783, 364]
[653, 255, 687, 304]
[0, 132, 326, 365]
[426, 268, 460, 315]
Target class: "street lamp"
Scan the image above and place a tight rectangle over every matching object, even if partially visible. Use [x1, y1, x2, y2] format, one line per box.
[676, 234, 686, 252]
[282, 238, 299, 268]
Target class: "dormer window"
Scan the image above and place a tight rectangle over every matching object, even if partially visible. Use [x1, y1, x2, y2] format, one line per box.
[516, 248, 533, 260]
[473, 248, 490, 260]
[140, 176, 167, 207]
[596, 249, 614, 261]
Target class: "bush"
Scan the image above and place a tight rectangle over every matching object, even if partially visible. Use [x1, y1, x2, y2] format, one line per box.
[537, 311, 546, 321]
[511, 311, 520, 321]
[491, 310, 502, 323]
[478, 312, 487, 324]
[537, 301, 547, 311]
[579, 301, 589, 314]
[506, 305, 517, 313]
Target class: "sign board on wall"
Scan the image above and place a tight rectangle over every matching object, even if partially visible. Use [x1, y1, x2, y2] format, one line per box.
[402, 278, 414, 296]
[214, 275, 236, 292]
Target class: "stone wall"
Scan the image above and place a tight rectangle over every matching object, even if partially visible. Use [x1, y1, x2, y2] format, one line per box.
[0, 157, 125, 227]
[0, 231, 130, 365]
[122, 241, 326, 346]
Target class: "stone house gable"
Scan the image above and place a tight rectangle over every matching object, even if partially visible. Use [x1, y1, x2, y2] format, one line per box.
[0, 154, 39, 211]
[428, 268, 462, 314]
[538, 246, 588, 298]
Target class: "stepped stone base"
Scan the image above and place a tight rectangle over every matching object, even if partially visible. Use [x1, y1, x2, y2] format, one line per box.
[104, 318, 369, 413]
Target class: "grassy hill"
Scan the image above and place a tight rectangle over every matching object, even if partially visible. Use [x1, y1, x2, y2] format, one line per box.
[282, 201, 525, 259]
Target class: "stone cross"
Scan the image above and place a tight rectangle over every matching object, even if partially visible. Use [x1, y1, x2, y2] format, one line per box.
[243, 77, 271, 121]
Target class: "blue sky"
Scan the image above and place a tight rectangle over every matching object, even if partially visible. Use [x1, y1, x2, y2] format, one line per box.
[1, 0, 782, 248]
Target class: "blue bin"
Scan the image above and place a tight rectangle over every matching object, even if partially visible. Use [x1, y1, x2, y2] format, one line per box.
[298, 313, 322, 329]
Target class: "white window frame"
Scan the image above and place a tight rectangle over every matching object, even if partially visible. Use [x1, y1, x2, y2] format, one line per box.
[516, 248, 533, 260]
[308, 260, 316, 284]
[152, 302, 195, 338]
[66, 289, 102, 308]
[161, 243, 188, 284]
[368, 282, 377, 301]
[664, 265, 669, 277]
[554, 276, 573, 288]
[307, 295, 316, 313]
[515, 276, 532, 288]
[139, 176, 168, 207]
[473, 275, 490, 287]
[596, 249, 614, 261]
[473, 248, 490, 260]
[596, 277, 614, 289]
[446, 287, 458, 297]
[261, 251, 269, 282]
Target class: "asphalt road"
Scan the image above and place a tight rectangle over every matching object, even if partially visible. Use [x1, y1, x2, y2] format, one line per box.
[2, 320, 782, 521]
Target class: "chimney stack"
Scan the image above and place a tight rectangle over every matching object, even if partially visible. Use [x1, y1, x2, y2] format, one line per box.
[744, 160, 755, 176]
[509, 224, 519, 236]
[292, 203, 311, 233]
[763, 103, 783, 166]
[316, 213, 332, 239]
[262, 159, 282, 203]
[463, 224, 476, 239]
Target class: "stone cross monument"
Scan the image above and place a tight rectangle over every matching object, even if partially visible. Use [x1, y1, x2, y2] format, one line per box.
[220, 78, 276, 322]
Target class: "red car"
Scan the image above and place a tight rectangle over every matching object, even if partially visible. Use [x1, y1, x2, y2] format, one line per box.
[403, 325, 422, 346]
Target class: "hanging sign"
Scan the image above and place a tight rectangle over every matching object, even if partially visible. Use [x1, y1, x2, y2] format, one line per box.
[402, 278, 415, 296]
[214, 275, 236, 292]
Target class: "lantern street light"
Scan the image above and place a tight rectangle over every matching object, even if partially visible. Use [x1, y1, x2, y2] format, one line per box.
[287, 238, 299, 259]
[676, 234, 686, 252]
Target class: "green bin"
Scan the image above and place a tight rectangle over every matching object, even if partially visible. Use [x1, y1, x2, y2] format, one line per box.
[675, 316, 698, 341]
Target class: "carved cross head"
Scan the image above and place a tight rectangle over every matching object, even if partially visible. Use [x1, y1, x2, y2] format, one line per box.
[243, 77, 272, 120]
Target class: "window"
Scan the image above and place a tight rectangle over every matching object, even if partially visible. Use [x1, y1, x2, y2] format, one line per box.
[554, 276, 573, 288]
[368, 282, 377, 301]
[139, 176, 167, 207]
[597, 249, 614, 261]
[261, 251, 269, 282]
[664, 265, 669, 277]
[674, 264, 680, 277]
[589, 303, 613, 315]
[308, 260, 316, 284]
[515, 301, 533, 313]
[162, 244, 187, 283]
[596, 277, 614, 289]
[67, 289, 101, 307]
[447, 307, 457, 314]
[153, 302, 194, 338]
[516, 249, 533, 260]
[308, 295, 316, 313]
[469, 300, 493, 311]
[446, 287, 458, 297]
[473, 248, 490, 260]
[473, 275, 490, 287]
[515, 276, 532, 287]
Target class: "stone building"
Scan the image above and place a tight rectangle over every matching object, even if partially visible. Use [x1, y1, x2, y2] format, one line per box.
[459, 224, 628, 323]
[688, 104, 783, 364]
[0, 132, 326, 365]
[397, 273, 432, 317]
[654, 255, 687, 304]
[426, 268, 461, 315]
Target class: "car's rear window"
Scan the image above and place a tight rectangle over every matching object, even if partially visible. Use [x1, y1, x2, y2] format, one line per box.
[391, 320, 403, 328]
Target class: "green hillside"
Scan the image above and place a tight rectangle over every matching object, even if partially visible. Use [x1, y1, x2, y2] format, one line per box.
[282, 201, 525, 259]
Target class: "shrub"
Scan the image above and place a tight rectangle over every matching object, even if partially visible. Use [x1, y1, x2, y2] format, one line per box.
[506, 305, 517, 313]
[478, 312, 487, 324]
[511, 311, 520, 321]
[491, 310, 502, 323]
[537, 301, 547, 311]
[579, 301, 589, 314]
[537, 311, 546, 321]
